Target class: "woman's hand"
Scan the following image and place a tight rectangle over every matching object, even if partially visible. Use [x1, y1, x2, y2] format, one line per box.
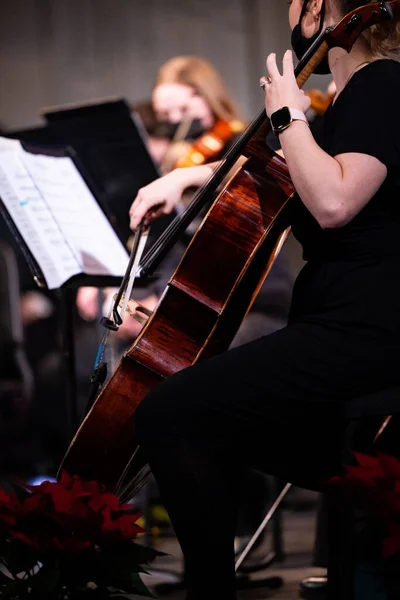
[260, 50, 387, 230]
[76, 286, 100, 321]
[262, 50, 311, 118]
[129, 170, 186, 230]
[129, 164, 215, 230]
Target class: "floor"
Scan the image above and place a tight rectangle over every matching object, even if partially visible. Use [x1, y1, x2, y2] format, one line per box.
[138, 505, 325, 599]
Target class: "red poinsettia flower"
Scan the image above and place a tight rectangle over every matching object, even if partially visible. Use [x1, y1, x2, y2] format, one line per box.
[58, 471, 105, 498]
[88, 492, 122, 514]
[0, 489, 19, 530]
[100, 507, 144, 541]
[10, 529, 92, 556]
[0, 471, 144, 558]
[329, 452, 400, 558]
[0, 472, 156, 600]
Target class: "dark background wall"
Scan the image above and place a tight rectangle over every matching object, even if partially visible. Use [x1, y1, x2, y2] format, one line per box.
[0, 0, 330, 131]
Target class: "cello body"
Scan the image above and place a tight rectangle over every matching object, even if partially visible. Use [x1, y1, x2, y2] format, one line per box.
[60, 144, 294, 498]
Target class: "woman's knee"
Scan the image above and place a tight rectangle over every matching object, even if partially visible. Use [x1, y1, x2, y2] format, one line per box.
[134, 369, 194, 442]
[134, 364, 213, 443]
[134, 383, 166, 443]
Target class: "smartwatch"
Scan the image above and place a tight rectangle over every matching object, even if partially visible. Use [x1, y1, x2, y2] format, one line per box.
[270, 107, 308, 135]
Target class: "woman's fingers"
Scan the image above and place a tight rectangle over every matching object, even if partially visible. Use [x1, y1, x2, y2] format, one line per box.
[143, 202, 170, 226]
[130, 197, 166, 230]
[282, 49, 295, 78]
[143, 206, 163, 226]
[128, 169, 188, 230]
[266, 53, 281, 80]
[260, 76, 271, 90]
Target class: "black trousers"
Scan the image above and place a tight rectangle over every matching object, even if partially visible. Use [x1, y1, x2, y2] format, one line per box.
[135, 322, 381, 599]
[135, 253, 400, 598]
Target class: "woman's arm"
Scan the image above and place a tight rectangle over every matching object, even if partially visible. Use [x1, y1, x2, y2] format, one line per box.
[129, 162, 220, 230]
[264, 51, 387, 229]
[279, 121, 387, 228]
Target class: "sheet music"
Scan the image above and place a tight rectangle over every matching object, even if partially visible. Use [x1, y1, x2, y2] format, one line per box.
[0, 150, 80, 288]
[0, 137, 129, 289]
[0, 137, 22, 152]
[21, 151, 129, 278]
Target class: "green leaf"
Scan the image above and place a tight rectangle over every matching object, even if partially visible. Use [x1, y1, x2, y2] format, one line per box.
[9, 479, 30, 504]
[90, 549, 153, 597]
[126, 572, 155, 597]
[0, 568, 13, 584]
[108, 571, 154, 597]
[6, 541, 38, 575]
[0, 537, 10, 556]
[0, 578, 30, 599]
[102, 542, 162, 573]
[29, 563, 61, 594]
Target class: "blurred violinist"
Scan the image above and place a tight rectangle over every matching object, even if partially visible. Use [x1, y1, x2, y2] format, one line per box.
[306, 79, 336, 118]
[152, 56, 245, 176]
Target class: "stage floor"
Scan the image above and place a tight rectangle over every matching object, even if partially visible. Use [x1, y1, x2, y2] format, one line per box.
[139, 506, 325, 599]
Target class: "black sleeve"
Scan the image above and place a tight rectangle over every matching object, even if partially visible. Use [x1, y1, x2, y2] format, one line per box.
[327, 62, 400, 170]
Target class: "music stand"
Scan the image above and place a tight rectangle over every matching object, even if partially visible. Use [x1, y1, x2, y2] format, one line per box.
[0, 140, 131, 443]
[42, 98, 162, 246]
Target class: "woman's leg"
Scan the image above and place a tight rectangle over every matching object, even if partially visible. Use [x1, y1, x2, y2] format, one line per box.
[141, 438, 240, 599]
[135, 326, 353, 598]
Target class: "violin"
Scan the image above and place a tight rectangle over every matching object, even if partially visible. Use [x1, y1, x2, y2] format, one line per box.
[174, 118, 245, 169]
[160, 117, 245, 174]
[306, 88, 335, 115]
[59, 0, 400, 499]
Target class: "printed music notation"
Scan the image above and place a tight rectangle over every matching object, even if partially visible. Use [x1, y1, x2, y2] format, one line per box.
[0, 138, 129, 289]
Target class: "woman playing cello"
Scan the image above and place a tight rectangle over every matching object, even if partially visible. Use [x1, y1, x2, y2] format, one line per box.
[129, 1, 400, 598]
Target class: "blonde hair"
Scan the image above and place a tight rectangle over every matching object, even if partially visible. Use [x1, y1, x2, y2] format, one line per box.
[154, 56, 242, 122]
[338, 0, 400, 57]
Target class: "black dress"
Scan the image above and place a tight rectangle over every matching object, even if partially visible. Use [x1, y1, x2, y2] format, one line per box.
[134, 60, 400, 599]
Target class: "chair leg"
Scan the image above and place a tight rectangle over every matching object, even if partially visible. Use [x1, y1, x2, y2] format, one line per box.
[235, 482, 291, 572]
[271, 478, 285, 562]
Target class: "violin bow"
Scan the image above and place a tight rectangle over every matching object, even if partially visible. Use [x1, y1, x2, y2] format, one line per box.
[160, 112, 195, 174]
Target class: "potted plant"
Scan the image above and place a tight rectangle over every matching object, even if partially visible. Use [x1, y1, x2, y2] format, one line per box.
[0, 471, 159, 599]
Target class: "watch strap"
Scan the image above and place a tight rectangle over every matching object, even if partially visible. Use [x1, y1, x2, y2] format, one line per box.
[288, 108, 308, 125]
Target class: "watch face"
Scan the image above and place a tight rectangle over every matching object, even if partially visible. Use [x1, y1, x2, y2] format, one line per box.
[271, 107, 291, 131]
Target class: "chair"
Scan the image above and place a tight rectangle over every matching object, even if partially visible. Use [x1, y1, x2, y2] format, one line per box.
[328, 388, 400, 600]
[235, 387, 400, 600]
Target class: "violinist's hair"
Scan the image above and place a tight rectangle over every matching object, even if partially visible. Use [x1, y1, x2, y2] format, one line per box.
[153, 56, 242, 123]
[337, 0, 400, 57]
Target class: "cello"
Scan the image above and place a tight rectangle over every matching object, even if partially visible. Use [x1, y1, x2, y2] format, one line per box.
[59, 1, 399, 501]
